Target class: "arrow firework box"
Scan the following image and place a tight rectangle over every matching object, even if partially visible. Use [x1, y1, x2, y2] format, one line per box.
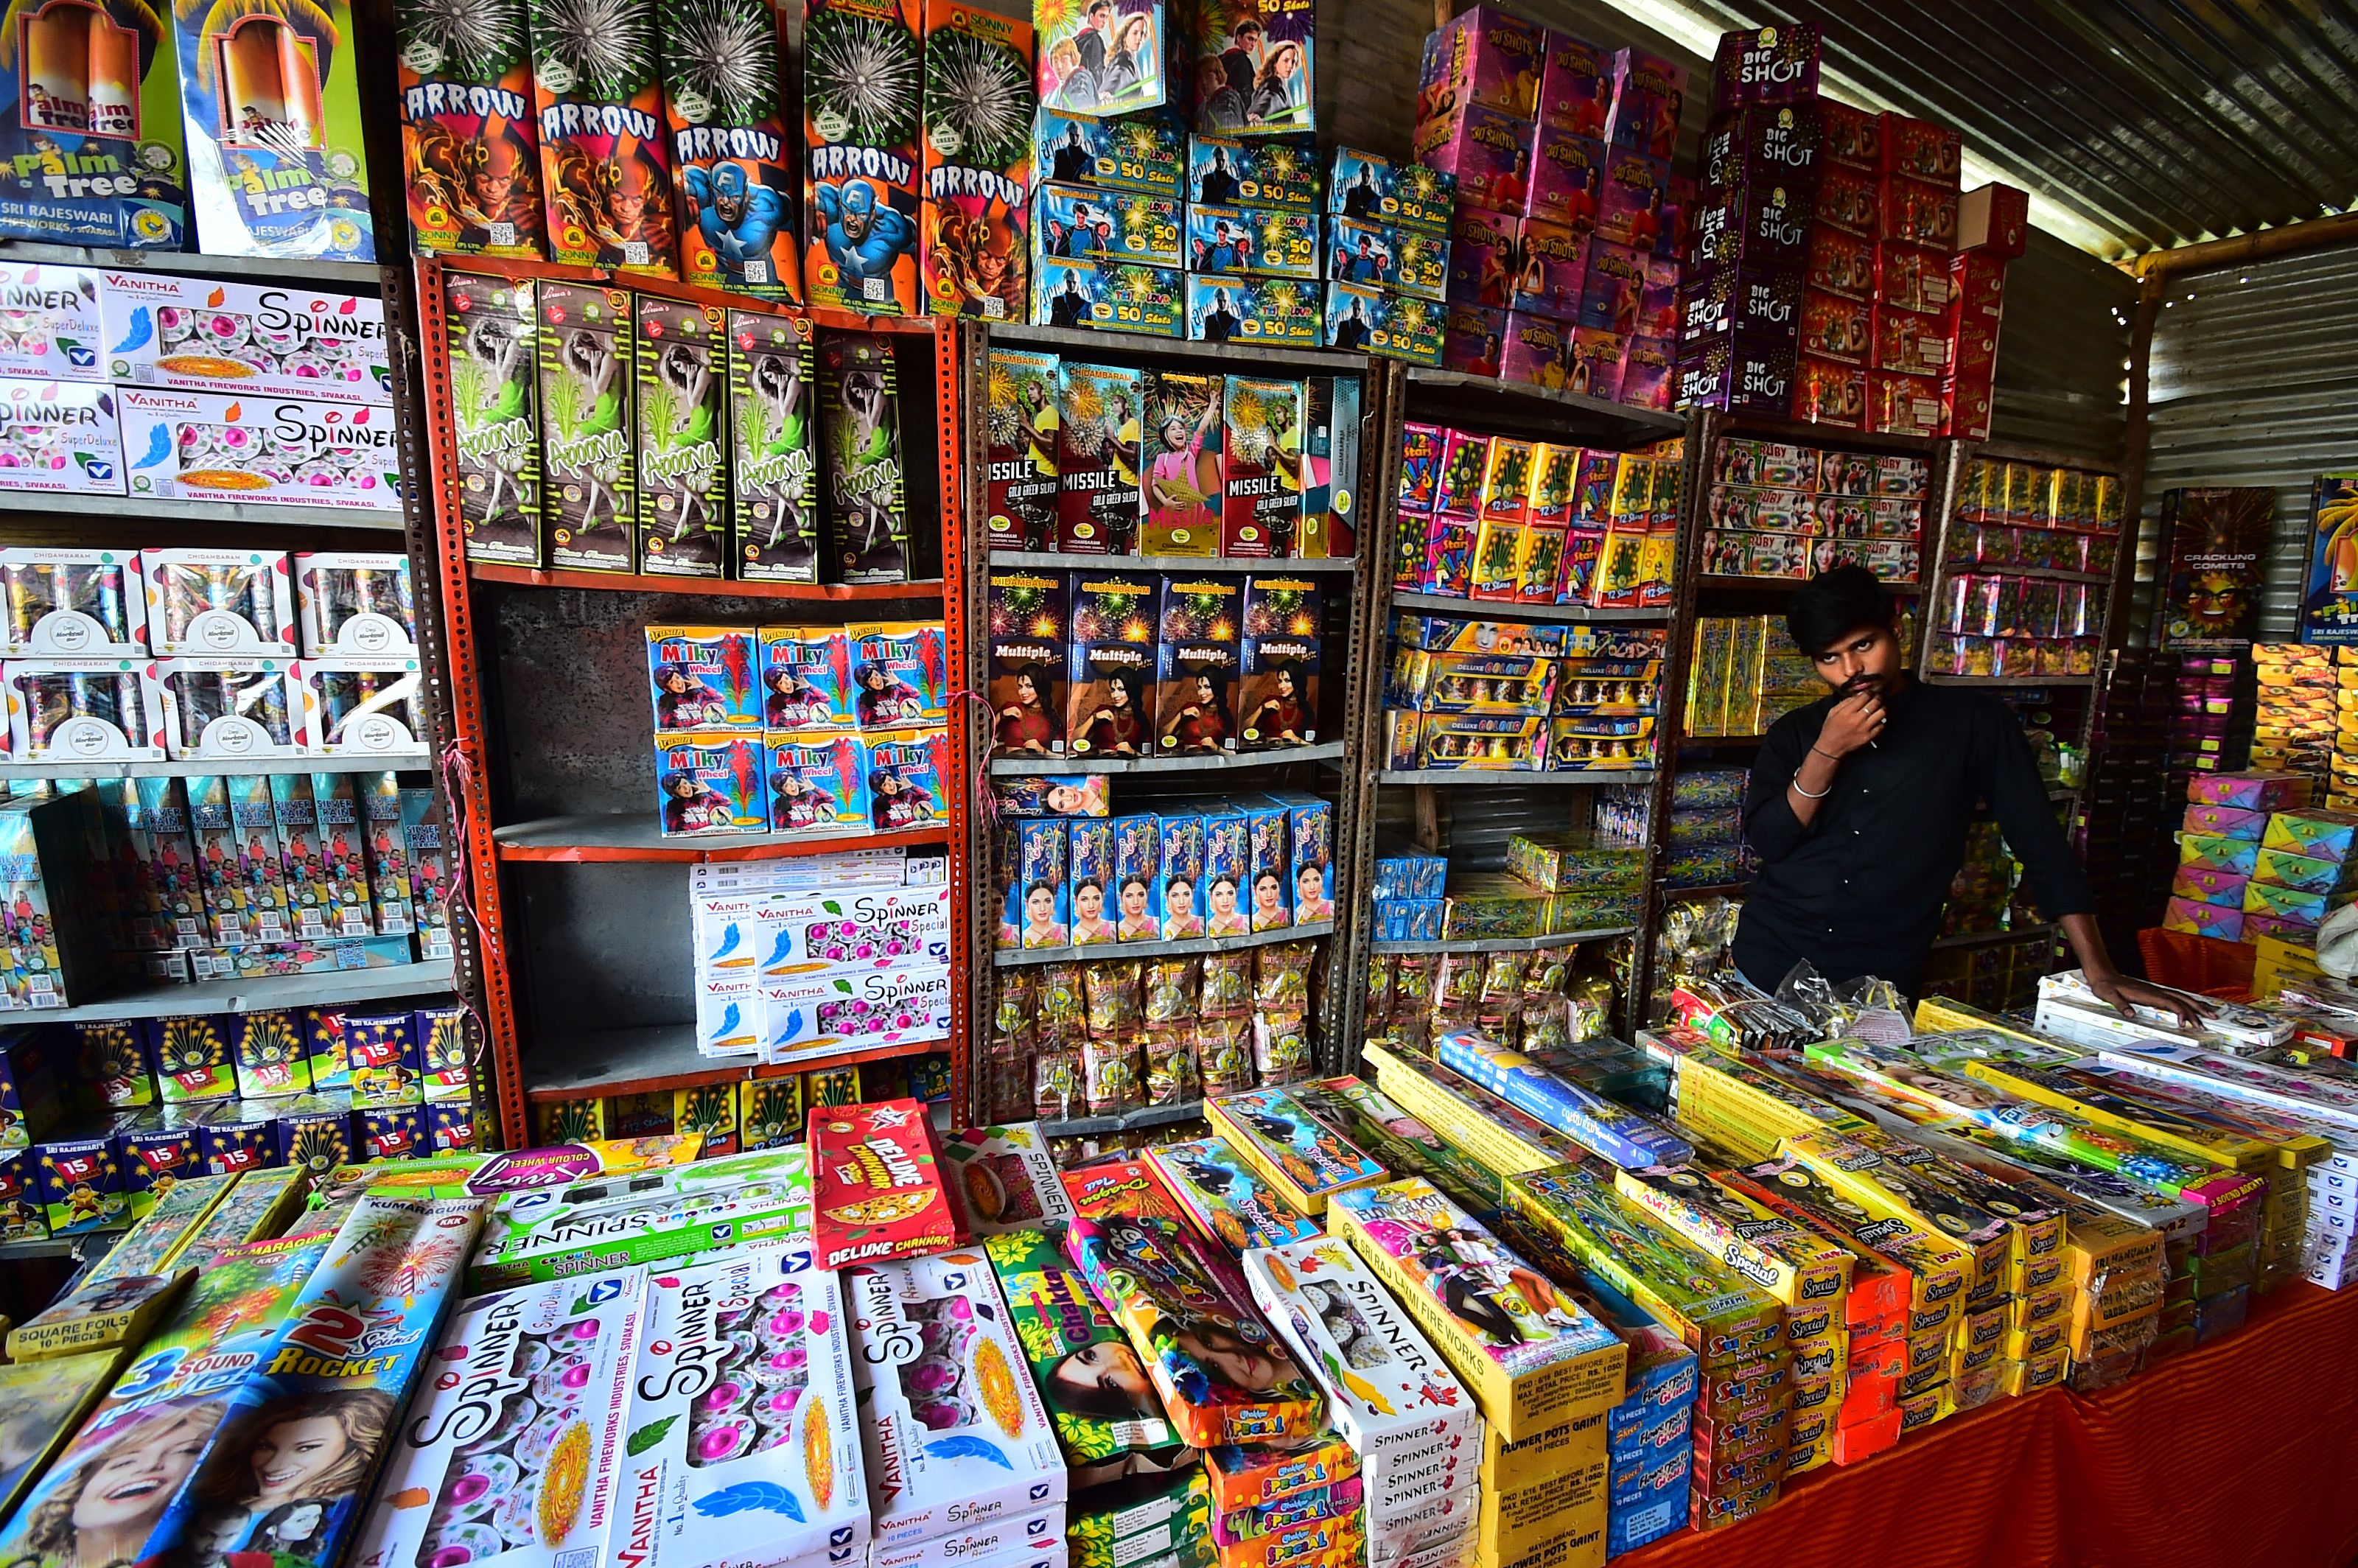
[661, 0, 802, 298]
[172, 0, 375, 259]
[723, 309, 819, 582]
[1204, 1088, 1385, 1214]
[349, 1270, 645, 1568]
[810, 1099, 956, 1268]
[1329, 1176, 1626, 1439]
[1150, 1134, 1323, 1249]
[1063, 1210, 1325, 1448]
[804, 0, 923, 314]
[940, 1123, 1076, 1236]
[0, 0, 186, 248]
[537, 282, 637, 573]
[920, 0, 1032, 323]
[1058, 362, 1144, 545]
[1611, 1165, 1853, 1317]
[847, 1248, 1067, 1546]
[396, 0, 542, 259]
[635, 297, 728, 578]
[526, 0, 674, 275]
[444, 272, 542, 564]
[618, 1247, 870, 1568]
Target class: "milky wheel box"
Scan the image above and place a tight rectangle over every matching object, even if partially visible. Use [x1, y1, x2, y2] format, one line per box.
[119, 387, 403, 511]
[847, 1248, 1068, 1546]
[349, 1271, 646, 1568]
[618, 1249, 870, 1568]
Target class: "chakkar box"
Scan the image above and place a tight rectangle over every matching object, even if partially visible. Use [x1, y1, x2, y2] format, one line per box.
[810, 1097, 958, 1268]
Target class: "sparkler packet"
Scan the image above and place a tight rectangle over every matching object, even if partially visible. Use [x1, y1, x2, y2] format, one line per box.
[446, 271, 542, 564]
[0, 549, 144, 654]
[539, 282, 638, 573]
[138, 550, 295, 655]
[819, 332, 911, 582]
[150, 657, 305, 760]
[298, 658, 427, 754]
[727, 309, 820, 583]
[4, 658, 163, 760]
[634, 296, 727, 577]
[526, 0, 678, 276]
[920, 1, 1033, 322]
[660, 0, 805, 298]
[804, 0, 924, 315]
[293, 550, 416, 655]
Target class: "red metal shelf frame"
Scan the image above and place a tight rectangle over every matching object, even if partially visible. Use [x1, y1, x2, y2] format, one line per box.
[469, 562, 947, 600]
[414, 258, 973, 1146]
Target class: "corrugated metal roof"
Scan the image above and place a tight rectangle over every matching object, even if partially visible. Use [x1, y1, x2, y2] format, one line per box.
[1640, 0, 2358, 256]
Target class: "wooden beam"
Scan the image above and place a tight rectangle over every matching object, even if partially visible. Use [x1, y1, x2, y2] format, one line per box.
[2129, 212, 2358, 280]
[2107, 272, 2164, 649]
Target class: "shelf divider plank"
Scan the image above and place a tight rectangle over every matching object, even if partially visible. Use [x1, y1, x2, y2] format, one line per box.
[522, 1023, 942, 1101]
[470, 563, 945, 601]
[494, 813, 947, 863]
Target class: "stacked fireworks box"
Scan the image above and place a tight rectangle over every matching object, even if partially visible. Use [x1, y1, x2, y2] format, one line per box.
[1697, 435, 1925, 587]
[2248, 643, 2337, 797]
[1031, 106, 1191, 336]
[2169, 770, 2315, 944]
[1421, 8, 1683, 400]
[1321, 147, 1453, 365]
[1384, 615, 1665, 777]
[1175, 133, 1327, 346]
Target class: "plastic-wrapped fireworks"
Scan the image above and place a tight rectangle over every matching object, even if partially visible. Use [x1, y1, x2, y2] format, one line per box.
[151, 658, 305, 759]
[301, 661, 425, 753]
[295, 551, 416, 655]
[1085, 1031, 1140, 1114]
[139, 550, 295, 654]
[1197, 1015, 1252, 1093]
[118, 389, 405, 513]
[0, 550, 143, 654]
[1253, 1009, 1312, 1084]
[4, 659, 163, 760]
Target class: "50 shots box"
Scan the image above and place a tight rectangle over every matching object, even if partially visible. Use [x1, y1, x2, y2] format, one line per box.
[1035, 106, 1183, 195]
[1189, 133, 1319, 209]
[1033, 255, 1184, 337]
[1324, 281, 1441, 365]
[1184, 275, 1322, 347]
[1039, 182, 1183, 267]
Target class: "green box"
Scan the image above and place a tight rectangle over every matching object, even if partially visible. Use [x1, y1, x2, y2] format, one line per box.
[150, 1015, 236, 1104]
[1071, 1469, 1213, 1568]
[469, 1147, 809, 1290]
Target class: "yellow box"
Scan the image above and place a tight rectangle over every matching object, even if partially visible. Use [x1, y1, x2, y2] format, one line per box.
[1784, 1432, 1833, 1476]
[2007, 1284, 2069, 1330]
[1957, 1057, 2282, 1176]
[1612, 1165, 1854, 1311]
[1777, 1130, 2013, 1297]
[2252, 931, 2323, 1001]
[2002, 1346, 2069, 1397]
[1474, 1513, 1606, 1568]
[6, 1269, 191, 1361]
[1478, 1444, 1608, 1564]
[1365, 1041, 1586, 1176]
[1896, 1385, 1949, 1438]
[1788, 1332, 1847, 1385]
[1481, 1406, 1609, 1488]
[2004, 1317, 2067, 1361]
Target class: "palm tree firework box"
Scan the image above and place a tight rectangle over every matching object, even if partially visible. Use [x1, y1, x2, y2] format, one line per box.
[1034, 0, 1165, 116]
[846, 1248, 1067, 1545]
[725, 307, 819, 582]
[1033, 105, 1182, 195]
[809, 1097, 957, 1267]
[397, 0, 543, 256]
[803, 0, 922, 315]
[445, 271, 542, 564]
[819, 331, 910, 581]
[920, 0, 1032, 321]
[537, 281, 635, 573]
[616, 1249, 872, 1568]
[660, 0, 802, 298]
[1062, 1210, 1325, 1448]
[526, 0, 676, 274]
[1329, 1177, 1626, 1441]
[634, 296, 727, 577]
[0, 0, 186, 246]
[348, 1271, 645, 1568]
[987, 346, 1060, 550]
[171, 0, 374, 258]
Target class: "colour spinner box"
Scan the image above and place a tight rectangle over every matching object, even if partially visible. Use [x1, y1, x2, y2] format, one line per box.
[0, 381, 122, 495]
[1330, 1177, 1625, 1440]
[119, 387, 402, 511]
[620, 1249, 870, 1568]
[939, 1123, 1077, 1236]
[847, 1249, 1067, 1547]
[349, 1271, 644, 1568]
[809, 1098, 957, 1269]
[1205, 1087, 1386, 1213]
[1150, 1135, 1323, 1249]
[99, 271, 391, 403]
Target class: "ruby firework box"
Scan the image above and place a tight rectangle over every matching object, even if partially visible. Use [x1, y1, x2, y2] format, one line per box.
[0, 0, 184, 248]
[810, 1097, 958, 1266]
[1191, 133, 1320, 210]
[538, 282, 636, 573]
[727, 309, 821, 583]
[988, 346, 1062, 550]
[1154, 571, 1240, 755]
[445, 272, 542, 565]
[921, 0, 1032, 321]
[820, 332, 912, 582]
[1222, 375, 1304, 556]
[634, 296, 727, 578]
[526, 0, 675, 275]
[662, 0, 804, 298]
[1239, 573, 1320, 749]
[398, 0, 542, 259]
[1140, 367, 1223, 554]
[1186, 0, 1315, 136]
[1057, 360, 1145, 553]
[990, 567, 1066, 757]
[1066, 567, 1156, 757]
[805, 0, 924, 315]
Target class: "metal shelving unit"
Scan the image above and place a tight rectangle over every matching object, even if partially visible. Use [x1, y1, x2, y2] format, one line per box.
[1371, 924, 1637, 955]
[41, 959, 455, 1022]
[990, 743, 1346, 776]
[494, 814, 948, 864]
[0, 239, 381, 287]
[1390, 592, 1670, 623]
[998, 921, 1334, 968]
[0, 753, 430, 782]
[1376, 769, 1656, 786]
[470, 563, 946, 600]
[518, 1023, 946, 1102]
[989, 550, 1357, 574]
[0, 490, 405, 531]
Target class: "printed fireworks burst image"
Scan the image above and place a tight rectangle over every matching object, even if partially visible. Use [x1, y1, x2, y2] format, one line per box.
[400, 0, 531, 77]
[662, 0, 780, 125]
[924, 24, 1033, 169]
[805, 3, 920, 147]
[531, 0, 658, 98]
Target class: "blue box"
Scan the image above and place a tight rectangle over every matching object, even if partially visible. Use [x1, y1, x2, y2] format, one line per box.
[1187, 205, 1318, 278]
[1189, 133, 1320, 211]
[760, 626, 856, 731]
[1035, 182, 1184, 267]
[358, 1104, 427, 1161]
[1328, 147, 1456, 234]
[113, 1115, 199, 1218]
[346, 1009, 422, 1108]
[646, 625, 762, 734]
[426, 1099, 478, 1155]
[1184, 274, 1323, 346]
[0, 1144, 40, 1238]
[1268, 791, 1334, 923]
[1017, 819, 1071, 949]
[1032, 255, 1186, 337]
[0, 1032, 63, 1141]
[1323, 281, 1442, 363]
[1242, 799, 1291, 932]
[1202, 808, 1249, 937]
[767, 733, 868, 834]
[1372, 847, 1446, 900]
[1156, 812, 1207, 939]
[1036, 105, 1185, 195]
[274, 1096, 354, 1178]
[866, 729, 948, 833]
[193, 1102, 278, 1176]
[1112, 814, 1162, 941]
[1328, 216, 1447, 301]
[656, 732, 768, 837]
[1068, 817, 1116, 947]
[32, 1131, 127, 1234]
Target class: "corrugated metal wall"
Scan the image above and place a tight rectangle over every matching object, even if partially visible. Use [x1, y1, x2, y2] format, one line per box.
[2139, 247, 2358, 643]
[1988, 231, 2135, 463]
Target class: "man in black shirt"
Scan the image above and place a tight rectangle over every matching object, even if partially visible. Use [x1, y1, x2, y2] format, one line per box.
[1738, 567, 2189, 1019]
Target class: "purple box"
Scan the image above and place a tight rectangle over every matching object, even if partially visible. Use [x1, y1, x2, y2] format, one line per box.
[1691, 182, 1813, 270]
[1445, 304, 1509, 375]
[1537, 30, 1610, 136]
[1712, 24, 1822, 112]
[1700, 102, 1823, 195]
[1595, 149, 1672, 251]
[1570, 327, 1627, 400]
[1446, 205, 1520, 309]
[1659, 175, 1696, 257]
[1676, 332, 1797, 414]
[1418, 105, 1537, 215]
[1514, 219, 1586, 320]
[1420, 5, 1545, 121]
[1620, 336, 1675, 410]
[1501, 311, 1575, 388]
[1603, 46, 1686, 162]
[1578, 241, 1648, 334]
[1528, 127, 1605, 231]
[1638, 256, 1682, 337]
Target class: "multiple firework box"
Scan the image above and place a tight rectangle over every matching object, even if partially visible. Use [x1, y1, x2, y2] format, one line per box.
[1418, 9, 1689, 408]
[447, 273, 921, 584]
[1673, 24, 2023, 438]
[1697, 433, 1928, 588]
[0, 547, 422, 763]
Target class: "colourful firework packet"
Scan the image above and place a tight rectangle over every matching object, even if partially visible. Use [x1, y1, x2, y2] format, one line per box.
[923, 1, 1034, 321]
[805, 0, 924, 314]
[819, 332, 912, 582]
[445, 271, 542, 565]
[1035, 0, 1168, 116]
[398, 0, 545, 258]
[939, 1124, 1075, 1236]
[634, 297, 728, 578]
[527, 0, 677, 275]
[1184, 0, 1312, 136]
[1148, 1135, 1321, 1250]
[1063, 1210, 1323, 1448]
[646, 623, 761, 733]
[656, 732, 767, 836]
[725, 309, 819, 582]
[660, 0, 804, 298]
[1203, 1088, 1383, 1214]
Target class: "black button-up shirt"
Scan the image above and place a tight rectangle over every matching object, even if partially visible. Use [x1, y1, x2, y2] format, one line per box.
[1732, 678, 2094, 995]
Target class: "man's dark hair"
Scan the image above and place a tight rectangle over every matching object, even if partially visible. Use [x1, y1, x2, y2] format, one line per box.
[1786, 564, 1895, 657]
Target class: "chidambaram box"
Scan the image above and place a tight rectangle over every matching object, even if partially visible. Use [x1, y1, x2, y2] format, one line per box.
[1329, 1176, 1624, 1440]
[1724, 1155, 1967, 1333]
[1775, 1129, 2019, 1295]
[1360, 1040, 1591, 1177]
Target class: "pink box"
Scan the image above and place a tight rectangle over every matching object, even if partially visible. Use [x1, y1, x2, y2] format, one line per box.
[1570, 327, 1626, 399]
[1444, 304, 1508, 375]
[1445, 206, 1519, 309]
[2172, 865, 2250, 909]
[1513, 219, 1586, 319]
[1602, 46, 1685, 161]
[1537, 32, 1609, 136]
[1577, 240, 1646, 335]
[1418, 105, 1536, 217]
[1421, 516, 1476, 595]
[1710, 24, 1821, 111]
[1500, 312, 1575, 388]
[1420, 5, 1545, 121]
[1637, 256, 1680, 337]
[2182, 802, 2270, 841]
[2164, 896, 2244, 943]
[1619, 335, 1673, 410]
[2189, 771, 2315, 811]
[1594, 148, 1670, 251]
[2246, 913, 2321, 945]
[1528, 126, 1605, 231]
